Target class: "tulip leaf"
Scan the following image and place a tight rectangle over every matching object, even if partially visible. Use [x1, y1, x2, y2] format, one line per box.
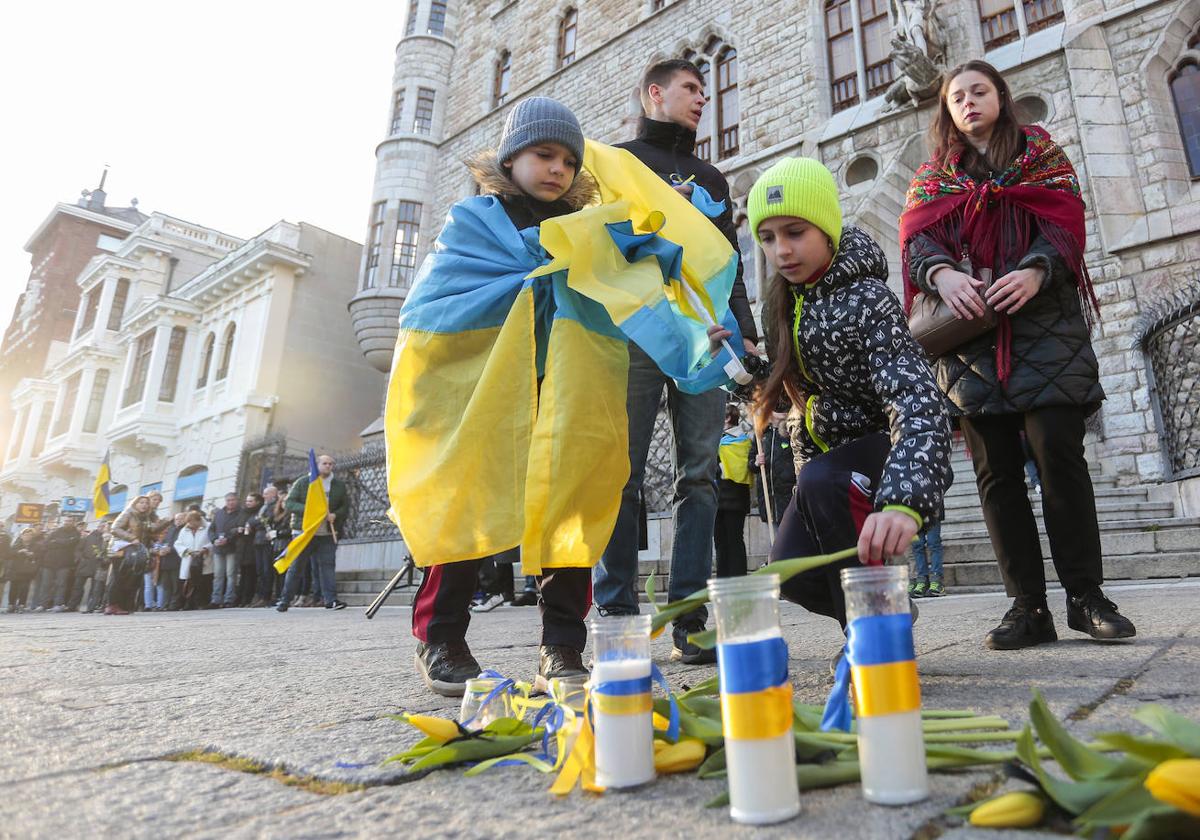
[687, 628, 717, 649]
[1121, 812, 1200, 840]
[1074, 774, 1171, 829]
[697, 747, 726, 778]
[1015, 725, 1125, 815]
[1092, 732, 1189, 765]
[679, 675, 719, 699]
[705, 790, 731, 809]
[1029, 689, 1123, 780]
[797, 760, 862, 789]
[1134, 705, 1200, 757]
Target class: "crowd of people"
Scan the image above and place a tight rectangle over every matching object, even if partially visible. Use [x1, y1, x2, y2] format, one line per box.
[0, 458, 349, 614]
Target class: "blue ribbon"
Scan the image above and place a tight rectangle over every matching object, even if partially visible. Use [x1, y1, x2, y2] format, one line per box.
[689, 183, 727, 219]
[460, 669, 516, 729]
[820, 614, 916, 731]
[652, 662, 681, 742]
[717, 636, 789, 694]
[592, 674, 652, 696]
[585, 662, 680, 743]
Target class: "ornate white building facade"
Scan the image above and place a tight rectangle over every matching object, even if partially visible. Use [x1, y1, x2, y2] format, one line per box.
[352, 0, 1200, 512]
[1, 212, 382, 522]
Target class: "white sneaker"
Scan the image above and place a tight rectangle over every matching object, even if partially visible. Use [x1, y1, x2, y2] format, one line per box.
[471, 594, 505, 613]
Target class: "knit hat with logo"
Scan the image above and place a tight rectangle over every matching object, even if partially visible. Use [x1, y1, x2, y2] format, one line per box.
[497, 96, 585, 167]
[747, 157, 843, 250]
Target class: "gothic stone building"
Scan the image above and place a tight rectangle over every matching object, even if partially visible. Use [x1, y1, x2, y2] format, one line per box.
[350, 0, 1200, 541]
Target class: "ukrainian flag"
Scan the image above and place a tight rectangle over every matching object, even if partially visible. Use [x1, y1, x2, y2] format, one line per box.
[386, 139, 745, 573]
[718, 432, 753, 486]
[274, 449, 329, 574]
[91, 450, 112, 519]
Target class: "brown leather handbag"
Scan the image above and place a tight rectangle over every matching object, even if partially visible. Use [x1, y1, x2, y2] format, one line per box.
[907, 265, 996, 358]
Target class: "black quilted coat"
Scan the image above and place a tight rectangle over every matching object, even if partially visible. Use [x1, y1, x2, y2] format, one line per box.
[786, 227, 953, 524]
[905, 218, 1104, 417]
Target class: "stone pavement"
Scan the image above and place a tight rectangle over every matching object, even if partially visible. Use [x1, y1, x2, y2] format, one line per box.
[1, 579, 1197, 839]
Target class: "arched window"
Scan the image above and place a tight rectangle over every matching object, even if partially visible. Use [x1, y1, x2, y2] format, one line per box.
[826, 0, 894, 112]
[215, 322, 236, 381]
[557, 8, 578, 68]
[494, 51, 511, 107]
[684, 50, 713, 160]
[197, 332, 215, 387]
[684, 39, 739, 161]
[1171, 59, 1200, 178]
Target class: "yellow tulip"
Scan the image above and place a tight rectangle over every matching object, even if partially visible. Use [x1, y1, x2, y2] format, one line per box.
[653, 738, 706, 774]
[403, 713, 461, 743]
[1145, 759, 1200, 817]
[968, 791, 1046, 828]
[653, 712, 672, 732]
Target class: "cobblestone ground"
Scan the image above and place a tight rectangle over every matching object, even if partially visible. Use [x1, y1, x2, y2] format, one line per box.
[1, 579, 1197, 839]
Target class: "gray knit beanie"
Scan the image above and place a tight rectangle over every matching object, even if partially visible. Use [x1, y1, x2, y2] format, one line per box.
[497, 97, 585, 167]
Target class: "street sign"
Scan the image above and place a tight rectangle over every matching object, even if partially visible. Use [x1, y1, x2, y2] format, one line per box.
[61, 496, 89, 513]
[15, 503, 44, 524]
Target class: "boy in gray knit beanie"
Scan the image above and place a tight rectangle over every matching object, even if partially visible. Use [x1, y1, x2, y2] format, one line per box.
[494, 97, 587, 205]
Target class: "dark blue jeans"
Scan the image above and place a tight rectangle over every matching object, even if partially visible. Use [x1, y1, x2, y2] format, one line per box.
[911, 521, 944, 583]
[280, 537, 337, 606]
[37, 567, 70, 609]
[593, 343, 724, 622]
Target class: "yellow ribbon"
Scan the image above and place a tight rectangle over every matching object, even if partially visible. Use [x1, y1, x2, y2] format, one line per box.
[591, 692, 652, 716]
[851, 660, 921, 718]
[720, 684, 794, 741]
[550, 688, 605, 795]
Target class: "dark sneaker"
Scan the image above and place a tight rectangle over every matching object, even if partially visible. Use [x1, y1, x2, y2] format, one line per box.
[534, 644, 588, 693]
[1067, 590, 1136, 641]
[671, 619, 717, 665]
[927, 581, 945, 597]
[510, 590, 538, 607]
[326, 600, 348, 611]
[984, 601, 1057, 650]
[415, 641, 481, 697]
[275, 601, 289, 612]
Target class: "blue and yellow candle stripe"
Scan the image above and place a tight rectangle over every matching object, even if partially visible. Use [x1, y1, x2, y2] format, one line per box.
[717, 636, 793, 741]
[591, 674, 652, 717]
[847, 614, 921, 718]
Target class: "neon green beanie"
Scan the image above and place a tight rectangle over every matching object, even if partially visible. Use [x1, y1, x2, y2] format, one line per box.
[747, 157, 843, 250]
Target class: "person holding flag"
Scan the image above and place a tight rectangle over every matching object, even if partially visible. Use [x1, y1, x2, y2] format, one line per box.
[92, 450, 112, 520]
[275, 452, 349, 612]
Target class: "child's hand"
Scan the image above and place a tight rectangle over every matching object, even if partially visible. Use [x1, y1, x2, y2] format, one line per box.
[857, 510, 919, 565]
[707, 323, 732, 357]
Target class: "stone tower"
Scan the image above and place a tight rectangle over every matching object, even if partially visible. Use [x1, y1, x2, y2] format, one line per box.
[348, 0, 456, 377]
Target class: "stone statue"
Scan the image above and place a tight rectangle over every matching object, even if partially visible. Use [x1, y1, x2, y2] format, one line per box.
[883, 37, 943, 110]
[890, 0, 929, 55]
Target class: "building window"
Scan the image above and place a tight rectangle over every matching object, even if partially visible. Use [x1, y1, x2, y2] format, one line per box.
[96, 233, 123, 252]
[558, 8, 578, 68]
[158, 326, 187, 402]
[7, 406, 27, 460]
[1022, 0, 1064, 34]
[76, 287, 100, 337]
[106, 278, 130, 331]
[685, 52, 713, 160]
[979, 0, 1061, 50]
[363, 201, 386, 289]
[414, 87, 436, 134]
[494, 51, 512, 107]
[83, 369, 109, 434]
[651, 0, 669, 10]
[859, 0, 895, 98]
[428, 0, 446, 35]
[216, 322, 236, 382]
[123, 329, 155, 408]
[827, 0, 858, 111]
[391, 201, 422, 287]
[31, 404, 52, 457]
[405, 0, 419, 36]
[197, 332, 215, 387]
[1172, 59, 1200, 178]
[715, 46, 740, 159]
[390, 89, 406, 135]
[52, 372, 82, 438]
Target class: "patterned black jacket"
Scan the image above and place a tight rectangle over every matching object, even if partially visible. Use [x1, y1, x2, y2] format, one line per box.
[786, 227, 953, 524]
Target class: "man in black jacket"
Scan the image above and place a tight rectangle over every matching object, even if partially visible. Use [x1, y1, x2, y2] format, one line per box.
[208, 493, 244, 608]
[594, 59, 761, 665]
[37, 519, 81, 611]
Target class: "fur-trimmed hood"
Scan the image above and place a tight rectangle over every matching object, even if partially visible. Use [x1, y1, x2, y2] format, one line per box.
[465, 149, 598, 211]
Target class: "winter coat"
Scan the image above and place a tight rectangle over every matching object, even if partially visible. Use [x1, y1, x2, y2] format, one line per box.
[208, 507, 245, 555]
[905, 219, 1104, 417]
[236, 505, 263, 565]
[748, 425, 798, 523]
[285, 476, 349, 536]
[174, 525, 213, 579]
[467, 149, 599, 233]
[615, 117, 758, 343]
[157, 523, 183, 574]
[6, 541, 40, 581]
[111, 509, 158, 547]
[42, 524, 80, 570]
[75, 531, 107, 578]
[786, 226, 953, 524]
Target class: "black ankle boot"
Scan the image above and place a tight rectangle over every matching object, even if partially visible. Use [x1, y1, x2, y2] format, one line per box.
[984, 598, 1057, 650]
[1067, 589, 1136, 640]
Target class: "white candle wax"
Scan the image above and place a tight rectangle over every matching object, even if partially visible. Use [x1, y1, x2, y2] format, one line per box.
[856, 710, 929, 804]
[726, 733, 801, 824]
[591, 657, 655, 788]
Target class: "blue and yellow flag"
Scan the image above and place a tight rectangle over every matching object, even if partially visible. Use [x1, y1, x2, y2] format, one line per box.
[718, 432, 752, 486]
[91, 450, 112, 519]
[386, 139, 744, 574]
[274, 449, 329, 574]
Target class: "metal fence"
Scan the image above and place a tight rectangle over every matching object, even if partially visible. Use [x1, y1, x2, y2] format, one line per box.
[1142, 296, 1200, 480]
[334, 444, 400, 543]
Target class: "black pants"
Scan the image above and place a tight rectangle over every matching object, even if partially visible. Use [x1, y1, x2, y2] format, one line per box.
[7, 579, 31, 609]
[236, 562, 257, 605]
[959, 405, 1103, 602]
[713, 508, 749, 578]
[413, 558, 592, 650]
[771, 433, 890, 628]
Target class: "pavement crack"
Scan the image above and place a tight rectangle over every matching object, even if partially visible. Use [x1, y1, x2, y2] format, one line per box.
[1066, 631, 1183, 722]
[162, 750, 368, 795]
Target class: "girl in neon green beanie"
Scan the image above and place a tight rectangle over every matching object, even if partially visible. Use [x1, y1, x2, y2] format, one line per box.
[741, 157, 952, 628]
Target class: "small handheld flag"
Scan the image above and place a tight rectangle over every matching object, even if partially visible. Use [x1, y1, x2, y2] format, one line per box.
[92, 450, 112, 519]
[273, 449, 330, 574]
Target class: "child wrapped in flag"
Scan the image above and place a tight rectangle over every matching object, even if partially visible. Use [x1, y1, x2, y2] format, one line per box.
[385, 97, 745, 697]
